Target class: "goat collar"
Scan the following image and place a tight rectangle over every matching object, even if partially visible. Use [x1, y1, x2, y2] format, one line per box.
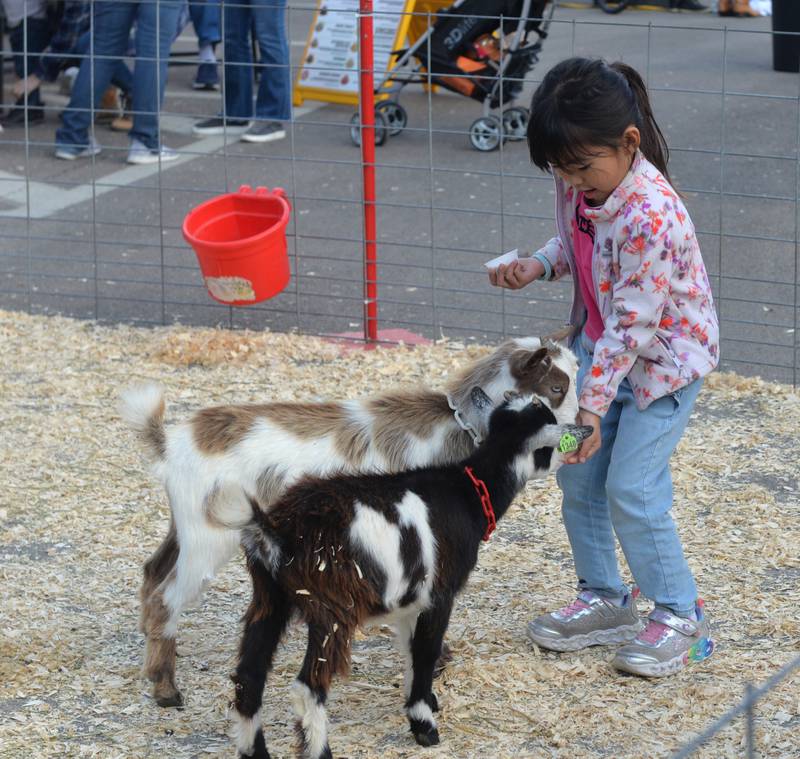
[446, 394, 483, 446]
[464, 466, 496, 542]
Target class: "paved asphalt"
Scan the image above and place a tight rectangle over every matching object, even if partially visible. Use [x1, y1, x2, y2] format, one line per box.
[0, 3, 798, 383]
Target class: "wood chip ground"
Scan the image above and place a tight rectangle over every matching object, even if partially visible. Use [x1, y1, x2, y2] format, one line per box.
[1, 310, 798, 759]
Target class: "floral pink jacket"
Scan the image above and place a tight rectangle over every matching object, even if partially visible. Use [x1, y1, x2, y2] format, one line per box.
[533, 151, 720, 416]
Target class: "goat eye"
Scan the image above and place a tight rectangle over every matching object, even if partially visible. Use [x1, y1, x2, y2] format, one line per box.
[551, 385, 563, 394]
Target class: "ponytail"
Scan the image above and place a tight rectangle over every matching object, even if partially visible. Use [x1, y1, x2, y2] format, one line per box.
[609, 62, 673, 187]
[527, 57, 675, 189]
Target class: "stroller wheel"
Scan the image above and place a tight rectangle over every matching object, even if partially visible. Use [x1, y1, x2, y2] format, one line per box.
[469, 116, 505, 152]
[376, 101, 407, 136]
[350, 110, 389, 147]
[502, 107, 529, 142]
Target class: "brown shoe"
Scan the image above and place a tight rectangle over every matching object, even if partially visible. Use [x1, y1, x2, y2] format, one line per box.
[95, 86, 121, 125]
[110, 113, 133, 132]
[733, 0, 760, 16]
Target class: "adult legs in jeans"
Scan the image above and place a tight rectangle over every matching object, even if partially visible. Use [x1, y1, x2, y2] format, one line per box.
[189, 0, 221, 49]
[558, 339, 701, 617]
[56, 1, 180, 151]
[188, 0, 221, 89]
[55, 2, 137, 150]
[222, 0, 290, 121]
[73, 31, 134, 98]
[251, 0, 291, 121]
[129, 0, 182, 149]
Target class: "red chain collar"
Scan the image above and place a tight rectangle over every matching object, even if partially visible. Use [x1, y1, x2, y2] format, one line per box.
[464, 466, 496, 542]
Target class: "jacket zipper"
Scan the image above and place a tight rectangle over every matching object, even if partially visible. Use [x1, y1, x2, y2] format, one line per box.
[656, 333, 683, 371]
[553, 176, 583, 332]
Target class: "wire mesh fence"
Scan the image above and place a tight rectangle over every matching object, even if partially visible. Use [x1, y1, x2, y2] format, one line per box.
[671, 652, 800, 758]
[0, 1, 798, 385]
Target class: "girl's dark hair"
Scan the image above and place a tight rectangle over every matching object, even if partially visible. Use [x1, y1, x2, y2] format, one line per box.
[526, 57, 672, 186]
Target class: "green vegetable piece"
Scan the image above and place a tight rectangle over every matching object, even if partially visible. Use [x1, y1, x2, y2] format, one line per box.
[558, 433, 579, 454]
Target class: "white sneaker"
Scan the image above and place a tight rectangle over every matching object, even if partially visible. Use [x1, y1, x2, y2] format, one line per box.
[54, 137, 101, 160]
[127, 138, 179, 165]
[60, 67, 79, 95]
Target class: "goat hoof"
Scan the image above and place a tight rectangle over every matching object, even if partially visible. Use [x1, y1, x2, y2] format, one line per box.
[154, 687, 184, 708]
[413, 726, 440, 747]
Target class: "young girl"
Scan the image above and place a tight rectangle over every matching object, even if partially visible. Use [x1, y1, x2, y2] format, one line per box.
[489, 57, 719, 677]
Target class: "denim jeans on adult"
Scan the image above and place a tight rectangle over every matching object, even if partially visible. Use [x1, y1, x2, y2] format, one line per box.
[189, 0, 221, 48]
[73, 31, 134, 97]
[55, 0, 181, 151]
[556, 334, 702, 617]
[222, 0, 291, 121]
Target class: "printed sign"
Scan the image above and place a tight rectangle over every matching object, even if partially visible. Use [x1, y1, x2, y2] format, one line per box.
[294, 0, 416, 106]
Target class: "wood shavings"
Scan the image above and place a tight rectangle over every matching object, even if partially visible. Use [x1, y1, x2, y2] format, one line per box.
[1, 308, 798, 759]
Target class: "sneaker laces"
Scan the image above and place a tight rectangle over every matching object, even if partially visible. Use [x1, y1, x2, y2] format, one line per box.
[555, 591, 596, 619]
[558, 598, 590, 618]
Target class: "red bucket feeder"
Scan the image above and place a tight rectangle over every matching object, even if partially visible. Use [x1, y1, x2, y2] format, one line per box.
[182, 184, 291, 305]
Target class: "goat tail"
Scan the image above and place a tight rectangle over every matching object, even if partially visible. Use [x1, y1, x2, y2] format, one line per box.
[119, 383, 167, 461]
[240, 496, 283, 574]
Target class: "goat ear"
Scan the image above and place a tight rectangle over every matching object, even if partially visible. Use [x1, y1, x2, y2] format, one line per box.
[529, 346, 551, 370]
[539, 324, 576, 346]
[503, 389, 521, 403]
[470, 386, 493, 411]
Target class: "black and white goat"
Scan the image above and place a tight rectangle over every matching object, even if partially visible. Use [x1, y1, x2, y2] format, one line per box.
[120, 335, 579, 707]
[230, 389, 592, 759]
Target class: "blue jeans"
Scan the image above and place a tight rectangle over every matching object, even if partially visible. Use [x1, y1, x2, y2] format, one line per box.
[222, 0, 291, 121]
[557, 335, 702, 617]
[189, 0, 221, 48]
[73, 31, 134, 96]
[55, 0, 181, 151]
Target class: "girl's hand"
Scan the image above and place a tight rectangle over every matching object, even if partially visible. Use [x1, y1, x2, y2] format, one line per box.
[488, 257, 544, 289]
[564, 410, 601, 464]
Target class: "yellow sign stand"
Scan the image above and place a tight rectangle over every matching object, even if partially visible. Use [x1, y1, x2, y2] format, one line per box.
[293, 0, 422, 107]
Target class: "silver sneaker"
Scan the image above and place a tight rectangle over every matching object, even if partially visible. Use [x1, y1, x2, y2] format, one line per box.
[612, 600, 714, 677]
[527, 590, 642, 652]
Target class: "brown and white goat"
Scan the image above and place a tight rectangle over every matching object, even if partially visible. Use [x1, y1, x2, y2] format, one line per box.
[230, 389, 592, 759]
[120, 336, 578, 707]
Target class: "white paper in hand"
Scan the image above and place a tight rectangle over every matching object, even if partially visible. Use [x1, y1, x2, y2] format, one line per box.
[484, 249, 519, 270]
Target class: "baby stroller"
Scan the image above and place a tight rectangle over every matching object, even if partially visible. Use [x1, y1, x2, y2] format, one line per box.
[350, 0, 555, 151]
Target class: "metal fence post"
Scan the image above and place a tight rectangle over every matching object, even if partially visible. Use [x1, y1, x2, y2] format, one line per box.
[359, 0, 378, 343]
[745, 682, 756, 759]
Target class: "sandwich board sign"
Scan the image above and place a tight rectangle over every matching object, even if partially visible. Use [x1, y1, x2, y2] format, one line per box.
[293, 0, 417, 106]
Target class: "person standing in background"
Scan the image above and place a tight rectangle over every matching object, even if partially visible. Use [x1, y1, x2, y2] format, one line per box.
[193, 0, 291, 143]
[188, 0, 221, 89]
[54, 0, 182, 164]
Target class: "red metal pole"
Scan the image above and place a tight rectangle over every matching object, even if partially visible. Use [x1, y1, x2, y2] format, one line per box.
[359, 0, 378, 342]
